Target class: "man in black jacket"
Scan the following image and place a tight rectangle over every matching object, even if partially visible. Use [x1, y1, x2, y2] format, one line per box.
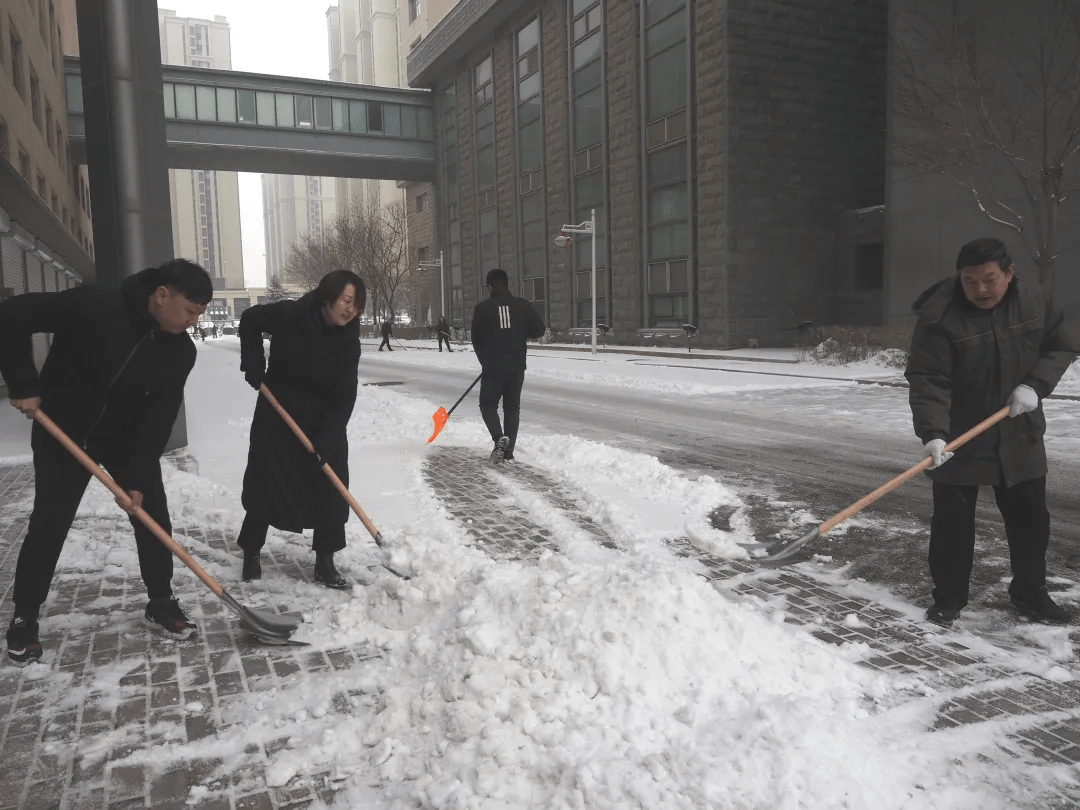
[378, 318, 394, 351]
[0, 259, 212, 664]
[906, 238, 1078, 627]
[471, 268, 546, 463]
[436, 315, 453, 352]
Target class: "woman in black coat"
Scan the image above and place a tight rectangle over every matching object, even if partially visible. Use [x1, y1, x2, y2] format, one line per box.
[237, 270, 365, 589]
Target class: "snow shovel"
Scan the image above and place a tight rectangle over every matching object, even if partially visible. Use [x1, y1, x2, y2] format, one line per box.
[259, 385, 407, 580]
[759, 405, 1011, 565]
[31, 409, 305, 646]
[427, 372, 483, 444]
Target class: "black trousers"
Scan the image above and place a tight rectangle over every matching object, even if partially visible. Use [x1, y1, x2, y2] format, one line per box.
[13, 436, 175, 618]
[479, 370, 525, 453]
[378, 336, 392, 351]
[236, 512, 346, 556]
[437, 334, 452, 351]
[929, 477, 1049, 607]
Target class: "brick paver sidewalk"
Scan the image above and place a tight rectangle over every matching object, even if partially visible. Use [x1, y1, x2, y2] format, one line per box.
[1, 451, 1079, 808]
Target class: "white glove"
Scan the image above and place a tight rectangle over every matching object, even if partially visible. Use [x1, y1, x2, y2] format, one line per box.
[1007, 384, 1039, 418]
[924, 439, 953, 469]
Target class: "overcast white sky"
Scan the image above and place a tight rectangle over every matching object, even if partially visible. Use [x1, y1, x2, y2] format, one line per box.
[166, 1, 335, 287]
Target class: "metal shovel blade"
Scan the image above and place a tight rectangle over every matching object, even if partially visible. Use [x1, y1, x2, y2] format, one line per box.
[427, 406, 449, 444]
[220, 591, 307, 646]
[757, 526, 820, 566]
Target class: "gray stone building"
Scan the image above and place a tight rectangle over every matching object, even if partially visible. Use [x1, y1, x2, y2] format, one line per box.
[407, 0, 889, 347]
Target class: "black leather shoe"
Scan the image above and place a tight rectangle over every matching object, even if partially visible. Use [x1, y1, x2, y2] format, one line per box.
[926, 602, 963, 627]
[242, 552, 262, 582]
[1011, 590, 1071, 624]
[314, 554, 350, 590]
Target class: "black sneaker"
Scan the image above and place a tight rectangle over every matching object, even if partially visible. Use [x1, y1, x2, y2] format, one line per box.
[242, 552, 262, 582]
[1011, 590, 1071, 624]
[144, 596, 197, 639]
[925, 602, 963, 627]
[490, 436, 510, 465]
[314, 553, 350, 590]
[6, 617, 42, 665]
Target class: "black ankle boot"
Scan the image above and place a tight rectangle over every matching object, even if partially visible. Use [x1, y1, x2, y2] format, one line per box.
[314, 553, 349, 590]
[242, 552, 262, 582]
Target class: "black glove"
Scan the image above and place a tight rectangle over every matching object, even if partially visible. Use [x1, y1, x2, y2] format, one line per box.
[244, 368, 264, 391]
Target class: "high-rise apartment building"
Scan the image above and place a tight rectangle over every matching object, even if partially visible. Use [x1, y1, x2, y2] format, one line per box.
[262, 174, 338, 283]
[158, 9, 244, 291]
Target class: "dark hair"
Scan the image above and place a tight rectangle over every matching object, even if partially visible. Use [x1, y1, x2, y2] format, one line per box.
[155, 259, 213, 304]
[956, 238, 1012, 273]
[313, 270, 366, 313]
[486, 268, 508, 288]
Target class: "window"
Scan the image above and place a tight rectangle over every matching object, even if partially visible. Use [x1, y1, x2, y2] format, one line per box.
[473, 55, 495, 191]
[417, 246, 428, 264]
[55, 124, 63, 168]
[18, 146, 30, 178]
[37, 172, 46, 197]
[478, 206, 498, 275]
[9, 26, 22, 98]
[516, 19, 543, 176]
[647, 260, 689, 326]
[188, 24, 208, 59]
[409, 0, 420, 23]
[0, 117, 8, 156]
[854, 243, 884, 291]
[30, 65, 41, 128]
[45, 103, 53, 151]
[415, 192, 426, 212]
[644, 1, 688, 122]
[50, 191, 57, 212]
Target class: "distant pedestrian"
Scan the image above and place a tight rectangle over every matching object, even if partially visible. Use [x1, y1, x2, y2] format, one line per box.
[906, 237, 1078, 627]
[0, 259, 213, 664]
[378, 318, 393, 352]
[198, 326, 206, 342]
[237, 270, 365, 589]
[471, 268, 545, 464]
[212, 324, 219, 339]
[436, 315, 453, 352]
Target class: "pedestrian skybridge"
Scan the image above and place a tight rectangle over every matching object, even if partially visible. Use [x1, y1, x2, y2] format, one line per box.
[64, 58, 435, 182]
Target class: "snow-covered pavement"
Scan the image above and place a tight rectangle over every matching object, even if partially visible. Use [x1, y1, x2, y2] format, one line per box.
[0, 338, 1079, 808]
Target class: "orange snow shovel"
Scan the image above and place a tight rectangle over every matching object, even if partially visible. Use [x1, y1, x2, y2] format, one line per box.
[759, 405, 1011, 565]
[427, 373, 482, 444]
[32, 409, 305, 646]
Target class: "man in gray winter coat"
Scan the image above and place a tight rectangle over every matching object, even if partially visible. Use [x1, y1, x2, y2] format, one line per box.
[906, 237, 1078, 626]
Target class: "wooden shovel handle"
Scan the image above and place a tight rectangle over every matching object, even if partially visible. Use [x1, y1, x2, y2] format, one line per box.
[259, 384, 382, 542]
[31, 409, 225, 598]
[817, 405, 1011, 536]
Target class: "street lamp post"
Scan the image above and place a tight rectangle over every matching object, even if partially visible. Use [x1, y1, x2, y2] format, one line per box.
[418, 250, 445, 319]
[553, 208, 597, 354]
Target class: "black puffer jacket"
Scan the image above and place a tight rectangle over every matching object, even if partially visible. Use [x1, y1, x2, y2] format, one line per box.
[905, 275, 1077, 487]
[239, 294, 361, 532]
[471, 291, 546, 375]
[0, 268, 195, 488]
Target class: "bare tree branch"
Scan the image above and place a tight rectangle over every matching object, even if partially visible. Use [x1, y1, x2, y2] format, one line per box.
[892, 0, 1080, 287]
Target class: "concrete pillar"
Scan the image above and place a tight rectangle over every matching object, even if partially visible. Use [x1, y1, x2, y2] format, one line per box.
[76, 0, 188, 449]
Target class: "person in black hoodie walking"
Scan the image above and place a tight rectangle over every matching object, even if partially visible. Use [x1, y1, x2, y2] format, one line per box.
[906, 238, 1078, 627]
[471, 268, 546, 463]
[237, 270, 365, 589]
[0, 259, 213, 664]
[378, 318, 394, 351]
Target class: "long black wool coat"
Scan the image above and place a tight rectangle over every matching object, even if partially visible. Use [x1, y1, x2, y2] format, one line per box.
[239, 294, 361, 532]
[905, 275, 1077, 488]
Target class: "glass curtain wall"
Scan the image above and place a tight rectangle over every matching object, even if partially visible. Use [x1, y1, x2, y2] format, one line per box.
[441, 84, 463, 325]
[516, 18, 547, 317]
[569, 0, 608, 327]
[474, 56, 498, 286]
[642, 0, 693, 327]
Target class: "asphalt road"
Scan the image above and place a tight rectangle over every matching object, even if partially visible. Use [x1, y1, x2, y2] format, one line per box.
[216, 340, 1080, 605]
